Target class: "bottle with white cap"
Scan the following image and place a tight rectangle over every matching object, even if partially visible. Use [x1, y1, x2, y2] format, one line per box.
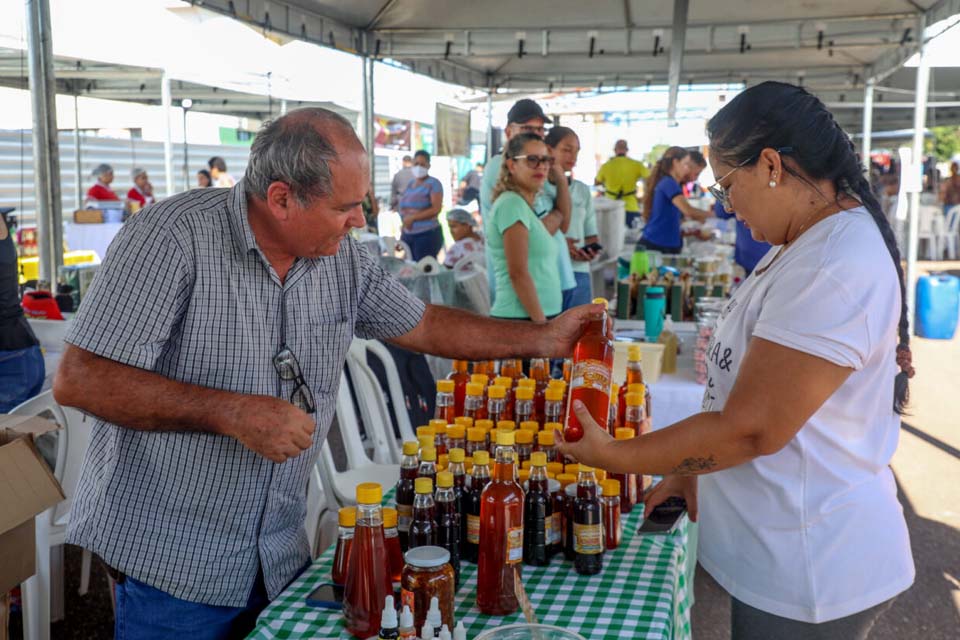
[379, 595, 399, 640]
[438, 625, 452, 640]
[398, 605, 416, 639]
[453, 621, 467, 640]
[425, 596, 442, 637]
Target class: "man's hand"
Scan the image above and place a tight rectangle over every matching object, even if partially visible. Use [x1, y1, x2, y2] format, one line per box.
[538, 302, 613, 358]
[220, 395, 316, 463]
[554, 400, 616, 468]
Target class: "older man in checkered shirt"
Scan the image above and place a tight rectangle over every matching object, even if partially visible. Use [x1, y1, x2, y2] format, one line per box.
[53, 108, 604, 639]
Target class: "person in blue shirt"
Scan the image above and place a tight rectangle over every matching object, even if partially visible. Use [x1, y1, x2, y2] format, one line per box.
[712, 200, 771, 275]
[399, 150, 444, 261]
[639, 146, 713, 254]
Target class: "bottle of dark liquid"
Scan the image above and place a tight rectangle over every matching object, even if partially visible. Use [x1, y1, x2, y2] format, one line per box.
[573, 465, 604, 575]
[418, 447, 438, 486]
[465, 427, 485, 458]
[435, 380, 456, 425]
[486, 385, 506, 427]
[447, 448, 467, 545]
[514, 429, 534, 467]
[343, 483, 393, 639]
[435, 471, 461, 587]
[514, 386, 534, 426]
[396, 441, 419, 551]
[543, 386, 563, 428]
[462, 450, 490, 563]
[564, 299, 614, 442]
[523, 452, 551, 566]
[463, 382, 485, 421]
[601, 479, 622, 551]
[409, 477, 436, 550]
[477, 431, 524, 615]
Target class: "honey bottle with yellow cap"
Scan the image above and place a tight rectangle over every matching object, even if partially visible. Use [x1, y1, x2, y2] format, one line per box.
[409, 477, 437, 549]
[396, 441, 419, 550]
[477, 431, 523, 615]
[343, 483, 393, 638]
[463, 382, 486, 421]
[463, 450, 491, 563]
[573, 465, 604, 576]
[435, 471, 461, 587]
[435, 380, 456, 425]
[331, 506, 356, 585]
[565, 299, 614, 442]
[523, 452, 551, 567]
[486, 385, 507, 427]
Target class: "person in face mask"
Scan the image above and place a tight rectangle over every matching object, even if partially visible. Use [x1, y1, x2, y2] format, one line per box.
[399, 150, 445, 260]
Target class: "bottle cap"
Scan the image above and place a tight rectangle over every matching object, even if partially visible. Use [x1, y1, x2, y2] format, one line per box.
[436, 379, 455, 393]
[420, 447, 437, 462]
[615, 427, 637, 440]
[437, 471, 454, 488]
[518, 469, 530, 483]
[520, 460, 533, 470]
[338, 506, 356, 527]
[496, 430, 516, 446]
[495, 376, 513, 388]
[402, 441, 419, 456]
[381, 595, 398, 629]
[382, 507, 398, 529]
[465, 382, 483, 396]
[628, 383, 646, 395]
[472, 450, 490, 466]
[475, 419, 494, 430]
[418, 435, 434, 450]
[544, 387, 563, 401]
[515, 386, 534, 400]
[416, 426, 435, 438]
[592, 297, 609, 308]
[547, 462, 564, 476]
[447, 425, 465, 439]
[470, 374, 489, 386]
[530, 452, 547, 467]
[438, 454, 449, 468]
[548, 377, 566, 387]
[467, 427, 485, 442]
[544, 422, 562, 433]
[602, 479, 621, 497]
[430, 417, 448, 429]
[515, 430, 533, 444]
[415, 477, 434, 494]
[497, 420, 516, 431]
[578, 464, 595, 474]
[628, 344, 643, 361]
[596, 469, 607, 482]
[355, 482, 382, 504]
[454, 416, 474, 427]
[610, 384, 620, 403]
[556, 473, 577, 488]
[538, 431, 555, 446]
[564, 463, 581, 474]
[400, 605, 414, 630]
[517, 378, 536, 388]
[626, 392, 644, 407]
[448, 448, 465, 463]
[519, 421, 540, 432]
[487, 385, 506, 399]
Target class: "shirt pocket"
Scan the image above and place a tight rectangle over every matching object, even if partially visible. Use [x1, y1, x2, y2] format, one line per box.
[309, 319, 354, 397]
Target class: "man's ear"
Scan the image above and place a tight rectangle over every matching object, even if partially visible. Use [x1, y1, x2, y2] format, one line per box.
[265, 181, 293, 221]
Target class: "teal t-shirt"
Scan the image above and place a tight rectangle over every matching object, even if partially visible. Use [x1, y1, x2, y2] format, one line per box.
[486, 190, 562, 319]
[537, 180, 577, 290]
[565, 180, 599, 274]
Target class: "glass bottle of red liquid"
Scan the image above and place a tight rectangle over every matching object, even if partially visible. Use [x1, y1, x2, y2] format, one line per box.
[331, 506, 356, 585]
[564, 298, 614, 442]
[409, 477, 437, 549]
[343, 483, 393, 639]
[463, 450, 491, 563]
[395, 441, 418, 551]
[477, 431, 524, 615]
[382, 507, 404, 583]
[435, 380, 456, 425]
[573, 465, 604, 576]
[448, 360, 470, 417]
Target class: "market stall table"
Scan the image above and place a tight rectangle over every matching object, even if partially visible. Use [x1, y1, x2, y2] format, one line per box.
[249, 489, 692, 640]
[64, 221, 124, 260]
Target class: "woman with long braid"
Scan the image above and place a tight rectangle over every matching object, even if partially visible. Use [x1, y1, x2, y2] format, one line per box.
[558, 82, 914, 639]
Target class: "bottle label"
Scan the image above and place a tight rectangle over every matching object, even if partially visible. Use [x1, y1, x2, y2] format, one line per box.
[574, 523, 603, 555]
[571, 359, 611, 393]
[548, 513, 562, 545]
[466, 514, 480, 544]
[400, 588, 415, 616]
[506, 526, 523, 564]
[397, 504, 413, 532]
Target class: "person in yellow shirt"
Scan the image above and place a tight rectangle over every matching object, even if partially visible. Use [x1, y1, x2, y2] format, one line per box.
[594, 140, 650, 228]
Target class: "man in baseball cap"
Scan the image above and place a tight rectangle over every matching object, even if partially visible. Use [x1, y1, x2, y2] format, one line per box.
[479, 99, 552, 215]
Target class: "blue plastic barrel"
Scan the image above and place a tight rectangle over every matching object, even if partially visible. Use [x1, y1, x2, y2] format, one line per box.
[915, 274, 959, 339]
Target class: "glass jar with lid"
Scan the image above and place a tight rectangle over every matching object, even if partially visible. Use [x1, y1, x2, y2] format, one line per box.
[400, 545, 455, 632]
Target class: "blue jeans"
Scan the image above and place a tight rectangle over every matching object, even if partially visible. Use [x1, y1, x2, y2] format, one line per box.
[0, 345, 45, 412]
[562, 272, 593, 310]
[401, 226, 444, 262]
[115, 571, 269, 640]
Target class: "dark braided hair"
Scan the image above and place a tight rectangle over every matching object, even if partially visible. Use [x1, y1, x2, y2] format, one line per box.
[707, 81, 911, 414]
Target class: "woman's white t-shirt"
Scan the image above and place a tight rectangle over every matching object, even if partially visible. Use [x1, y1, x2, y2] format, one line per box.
[697, 207, 915, 623]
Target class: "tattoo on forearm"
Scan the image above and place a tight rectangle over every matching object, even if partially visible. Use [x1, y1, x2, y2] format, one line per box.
[672, 455, 718, 475]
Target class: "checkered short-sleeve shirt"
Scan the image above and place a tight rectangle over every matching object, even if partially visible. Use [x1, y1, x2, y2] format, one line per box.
[65, 182, 425, 606]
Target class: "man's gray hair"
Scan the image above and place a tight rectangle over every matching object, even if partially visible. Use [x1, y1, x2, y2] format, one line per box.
[244, 107, 357, 206]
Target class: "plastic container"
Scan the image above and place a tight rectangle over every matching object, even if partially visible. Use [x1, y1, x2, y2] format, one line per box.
[916, 274, 959, 339]
[474, 624, 586, 640]
[643, 287, 666, 341]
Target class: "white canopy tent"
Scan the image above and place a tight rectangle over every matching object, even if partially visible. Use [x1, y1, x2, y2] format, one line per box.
[25, 0, 960, 317]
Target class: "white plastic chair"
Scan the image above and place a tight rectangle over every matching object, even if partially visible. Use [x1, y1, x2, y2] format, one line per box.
[345, 341, 402, 465]
[304, 465, 339, 558]
[917, 205, 943, 260]
[349, 339, 417, 446]
[316, 371, 399, 507]
[12, 390, 93, 640]
[943, 205, 960, 260]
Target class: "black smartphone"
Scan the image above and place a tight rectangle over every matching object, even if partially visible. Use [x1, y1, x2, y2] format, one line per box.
[305, 583, 344, 610]
[582, 242, 604, 254]
[637, 497, 687, 535]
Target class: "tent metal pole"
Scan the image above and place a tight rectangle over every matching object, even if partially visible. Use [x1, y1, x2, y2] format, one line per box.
[361, 52, 376, 186]
[906, 15, 929, 327]
[666, 0, 689, 127]
[26, 0, 64, 285]
[486, 90, 494, 160]
[161, 71, 174, 197]
[861, 79, 874, 175]
[74, 93, 82, 211]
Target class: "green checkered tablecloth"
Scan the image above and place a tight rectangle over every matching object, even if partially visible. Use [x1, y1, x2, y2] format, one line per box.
[250, 490, 692, 640]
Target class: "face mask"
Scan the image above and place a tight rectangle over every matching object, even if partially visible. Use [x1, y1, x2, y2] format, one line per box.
[411, 166, 428, 179]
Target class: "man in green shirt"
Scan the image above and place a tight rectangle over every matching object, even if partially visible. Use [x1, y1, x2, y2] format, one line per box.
[594, 139, 649, 228]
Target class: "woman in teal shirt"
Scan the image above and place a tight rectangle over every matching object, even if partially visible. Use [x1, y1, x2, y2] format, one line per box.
[486, 133, 569, 321]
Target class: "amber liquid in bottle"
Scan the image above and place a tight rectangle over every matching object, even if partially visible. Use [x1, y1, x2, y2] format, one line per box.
[409, 483, 437, 550]
[343, 501, 393, 639]
[500, 358, 523, 380]
[529, 358, 550, 425]
[331, 531, 353, 585]
[396, 452, 418, 551]
[523, 461, 551, 566]
[573, 471, 604, 576]
[448, 360, 470, 417]
[436, 481, 462, 587]
[565, 303, 614, 442]
[477, 442, 524, 615]
[463, 457, 491, 563]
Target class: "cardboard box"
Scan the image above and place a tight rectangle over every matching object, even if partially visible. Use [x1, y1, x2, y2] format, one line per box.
[72, 209, 103, 224]
[0, 414, 65, 594]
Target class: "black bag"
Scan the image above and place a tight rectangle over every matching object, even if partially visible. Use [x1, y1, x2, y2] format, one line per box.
[365, 341, 436, 438]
